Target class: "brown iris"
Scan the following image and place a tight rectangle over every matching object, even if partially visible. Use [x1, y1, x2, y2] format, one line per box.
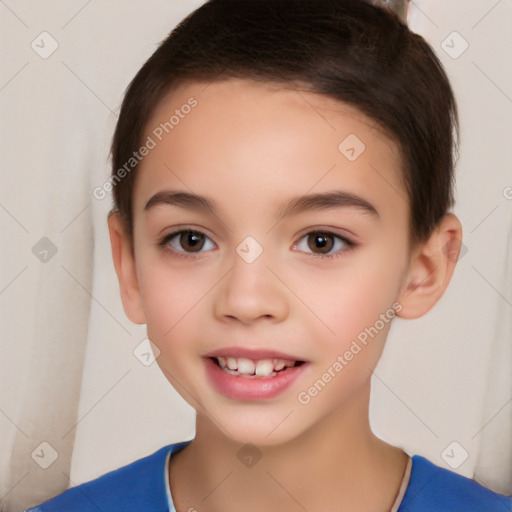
[307, 232, 334, 254]
[179, 231, 205, 252]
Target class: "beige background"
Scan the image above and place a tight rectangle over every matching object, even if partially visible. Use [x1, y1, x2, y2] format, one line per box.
[1, 1, 511, 510]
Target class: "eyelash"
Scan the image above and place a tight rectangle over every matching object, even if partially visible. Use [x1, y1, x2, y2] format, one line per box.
[158, 229, 357, 260]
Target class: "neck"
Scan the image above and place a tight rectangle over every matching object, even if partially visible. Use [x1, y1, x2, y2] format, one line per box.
[170, 384, 408, 512]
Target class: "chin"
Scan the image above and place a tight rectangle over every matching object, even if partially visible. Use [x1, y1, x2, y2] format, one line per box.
[207, 404, 313, 448]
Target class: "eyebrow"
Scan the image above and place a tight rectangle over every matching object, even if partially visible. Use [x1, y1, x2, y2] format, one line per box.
[144, 190, 379, 218]
[277, 190, 379, 218]
[145, 191, 215, 213]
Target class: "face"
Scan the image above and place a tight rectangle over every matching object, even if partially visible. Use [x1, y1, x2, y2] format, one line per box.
[126, 79, 412, 445]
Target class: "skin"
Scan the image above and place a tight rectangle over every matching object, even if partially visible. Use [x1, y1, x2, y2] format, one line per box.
[108, 79, 462, 512]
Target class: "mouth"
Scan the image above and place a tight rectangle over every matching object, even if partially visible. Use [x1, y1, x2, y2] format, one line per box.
[210, 356, 305, 378]
[203, 350, 309, 400]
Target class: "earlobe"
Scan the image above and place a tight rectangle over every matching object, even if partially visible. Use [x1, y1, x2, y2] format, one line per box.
[107, 212, 147, 325]
[397, 214, 463, 319]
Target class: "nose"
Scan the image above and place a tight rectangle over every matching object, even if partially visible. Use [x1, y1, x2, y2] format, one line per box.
[213, 250, 289, 325]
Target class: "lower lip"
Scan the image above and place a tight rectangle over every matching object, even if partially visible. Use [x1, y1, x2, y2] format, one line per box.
[204, 357, 308, 401]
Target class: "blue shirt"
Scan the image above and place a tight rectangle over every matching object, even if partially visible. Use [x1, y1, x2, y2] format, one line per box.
[26, 441, 512, 512]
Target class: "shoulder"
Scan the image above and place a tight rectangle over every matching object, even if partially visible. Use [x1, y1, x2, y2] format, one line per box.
[399, 455, 512, 512]
[25, 441, 191, 512]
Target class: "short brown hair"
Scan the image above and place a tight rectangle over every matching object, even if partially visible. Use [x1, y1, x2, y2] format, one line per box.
[110, 0, 458, 246]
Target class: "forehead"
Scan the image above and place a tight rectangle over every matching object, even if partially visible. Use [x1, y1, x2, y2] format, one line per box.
[133, 79, 406, 218]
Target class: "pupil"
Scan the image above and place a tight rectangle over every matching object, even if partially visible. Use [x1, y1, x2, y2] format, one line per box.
[308, 232, 333, 253]
[181, 231, 204, 252]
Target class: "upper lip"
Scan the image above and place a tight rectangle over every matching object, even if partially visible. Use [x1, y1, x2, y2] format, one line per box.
[203, 347, 304, 362]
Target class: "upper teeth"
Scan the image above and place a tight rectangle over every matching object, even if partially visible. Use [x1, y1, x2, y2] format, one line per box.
[217, 357, 295, 377]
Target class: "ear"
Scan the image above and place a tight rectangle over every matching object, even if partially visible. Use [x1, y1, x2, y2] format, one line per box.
[397, 213, 463, 319]
[107, 211, 146, 325]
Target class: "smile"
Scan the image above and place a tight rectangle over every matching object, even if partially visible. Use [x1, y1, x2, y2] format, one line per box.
[204, 351, 308, 400]
[212, 356, 304, 378]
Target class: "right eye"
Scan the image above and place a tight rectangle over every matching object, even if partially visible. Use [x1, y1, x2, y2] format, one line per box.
[159, 229, 216, 256]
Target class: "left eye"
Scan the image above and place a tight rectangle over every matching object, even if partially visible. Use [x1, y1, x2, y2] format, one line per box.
[294, 231, 351, 256]
[164, 230, 216, 253]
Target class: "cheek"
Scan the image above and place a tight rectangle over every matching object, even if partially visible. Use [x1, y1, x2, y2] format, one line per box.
[287, 243, 407, 353]
[136, 253, 213, 343]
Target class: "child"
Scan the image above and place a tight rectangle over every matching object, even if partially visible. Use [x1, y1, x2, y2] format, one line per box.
[26, 0, 512, 510]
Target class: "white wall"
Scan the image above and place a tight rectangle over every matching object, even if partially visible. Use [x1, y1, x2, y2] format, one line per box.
[1, 2, 510, 510]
